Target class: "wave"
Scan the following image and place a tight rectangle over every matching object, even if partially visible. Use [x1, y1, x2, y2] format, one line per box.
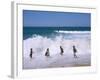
[55, 30, 90, 34]
[23, 33, 91, 58]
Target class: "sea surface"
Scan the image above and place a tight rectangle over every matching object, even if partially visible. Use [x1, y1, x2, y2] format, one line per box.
[23, 26, 91, 69]
[23, 26, 91, 40]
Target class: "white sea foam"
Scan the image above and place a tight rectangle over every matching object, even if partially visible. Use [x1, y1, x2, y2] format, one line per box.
[23, 32, 91, 69]
[55, 30, 90, 34]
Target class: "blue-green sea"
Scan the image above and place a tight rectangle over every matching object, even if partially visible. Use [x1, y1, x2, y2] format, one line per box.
[23, 26, 90, 40]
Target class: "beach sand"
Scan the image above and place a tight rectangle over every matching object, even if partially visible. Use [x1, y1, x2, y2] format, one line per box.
[23, 53, 90, 69]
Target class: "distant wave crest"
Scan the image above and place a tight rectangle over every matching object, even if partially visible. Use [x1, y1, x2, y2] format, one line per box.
[55, 30, 90, 34]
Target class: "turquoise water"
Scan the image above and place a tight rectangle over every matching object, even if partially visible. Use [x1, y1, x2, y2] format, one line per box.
[23, 26, 91, 40]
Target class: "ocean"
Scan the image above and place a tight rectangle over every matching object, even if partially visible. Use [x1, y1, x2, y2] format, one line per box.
[23, 26, 91, 40]
[23, 26, 91, 69]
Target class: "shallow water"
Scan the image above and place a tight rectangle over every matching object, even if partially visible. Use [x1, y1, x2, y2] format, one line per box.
[23, 31, 91, 69]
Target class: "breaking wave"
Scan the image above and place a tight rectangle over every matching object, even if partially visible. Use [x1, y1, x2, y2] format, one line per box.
[23, 32, 91, 58]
